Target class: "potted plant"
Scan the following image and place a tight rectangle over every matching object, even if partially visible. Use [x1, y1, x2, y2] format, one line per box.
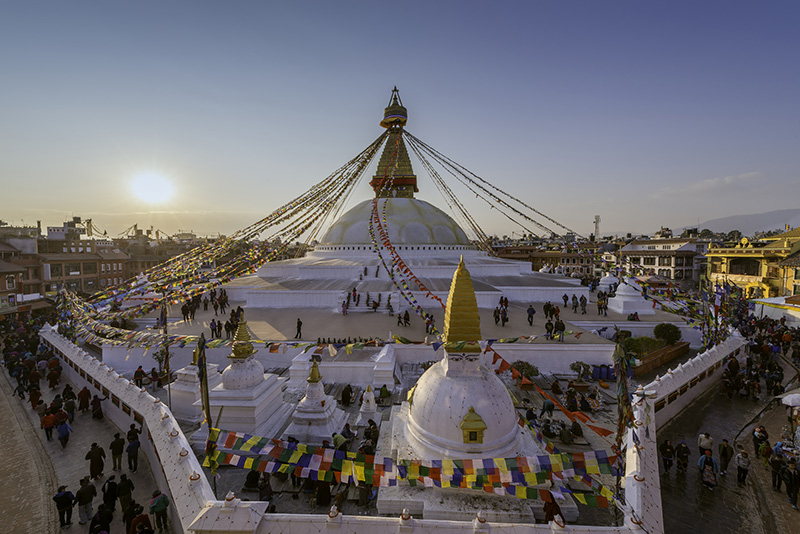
[512, 361, 539, 390]
[569, 361, 592, 390]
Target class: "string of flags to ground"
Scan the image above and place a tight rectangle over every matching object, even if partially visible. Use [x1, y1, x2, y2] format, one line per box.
[205, 427, 617, 507]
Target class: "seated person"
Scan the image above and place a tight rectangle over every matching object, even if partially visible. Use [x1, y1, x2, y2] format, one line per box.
[559, 423, 573, 444]
[341, 423, 355, 441]
[579, 395, 592, 412]
[551, 380, 563, 395]
[571, 420, 583, 438]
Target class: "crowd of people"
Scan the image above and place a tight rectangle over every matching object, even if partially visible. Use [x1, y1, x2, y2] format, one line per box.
[657, 304, 800, 515]
[1, 313, 171, 532]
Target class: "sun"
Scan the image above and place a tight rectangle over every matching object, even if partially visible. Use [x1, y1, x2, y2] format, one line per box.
[130, 172, 174, 204]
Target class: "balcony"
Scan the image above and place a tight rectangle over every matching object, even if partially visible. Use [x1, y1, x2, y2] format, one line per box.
[709, 273, 764, 285]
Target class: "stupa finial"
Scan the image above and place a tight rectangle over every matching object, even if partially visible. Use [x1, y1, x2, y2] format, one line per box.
[442, 256, 481, 352]
[380, 87, 407, 129]
[229, 321, 257, 359]
[370, 88, 418, 198]
[307, 361, 322, 383]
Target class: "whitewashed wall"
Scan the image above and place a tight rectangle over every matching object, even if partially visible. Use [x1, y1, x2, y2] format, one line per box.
[642, 331, 745, 429]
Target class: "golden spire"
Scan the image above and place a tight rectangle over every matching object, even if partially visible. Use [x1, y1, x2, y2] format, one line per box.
[229, 321, 257, 359]
[307, 361, 322, 383]
[442, 256, 481, 352]
[370, 88, 418, 198]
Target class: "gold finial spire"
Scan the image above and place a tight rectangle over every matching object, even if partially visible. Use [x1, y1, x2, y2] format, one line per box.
[442, 256, 481, 352]
[370, 88, 418, 198]
[229, 321, 257, 359]
[307, 361, 322, 383]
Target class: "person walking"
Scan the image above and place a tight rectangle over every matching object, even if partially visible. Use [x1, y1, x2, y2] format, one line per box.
[116, 474, 135, 514]
[697, 432, 713, 456]
[527, 305, 536, 326]
[133, 366, 146, 388]
[697, 450, 719, 490]
[675, 441, 691, 474]
[149, 489, 170, 532]
[127, 436, 141, 473]
[110, 433, 126, 471]
[659, 439, 675, 473]
[85, 442, 106, 481]
[56, 420, 73, 448]
[41, 410, 56, 441]
[77, 386, 91, 414]
[89, 503, 113, 534]
[295, 318, 302, 339]
[718, 439, 734, 475]
[52, 485, 75, 529]
[74, 477, 96, 525]
[771, 453, 786, 491]
[782, 460, 800, 510]
[102, 475, 118, 512]
[735, 449, 751, 485]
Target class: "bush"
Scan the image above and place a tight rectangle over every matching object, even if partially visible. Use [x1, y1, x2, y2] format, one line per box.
[654, 323, 682, 345]
[569, 361, 592, 381]
[512, 360, 539, 379]
[615, 329, 632, 342]
[623, 336, 665, 358]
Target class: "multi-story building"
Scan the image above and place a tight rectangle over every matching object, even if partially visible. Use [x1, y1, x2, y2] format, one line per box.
[0, 242, 25, 311]
[617, 237, 709, 284]
[494, 241, 610, 278]
[706, 227, 800, 297]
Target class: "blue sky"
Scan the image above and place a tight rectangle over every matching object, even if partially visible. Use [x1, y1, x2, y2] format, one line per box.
[2, 1, 798, 238]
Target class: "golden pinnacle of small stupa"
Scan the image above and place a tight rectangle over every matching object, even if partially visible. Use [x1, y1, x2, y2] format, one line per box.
[307, 361, 322, 383]
[229, 321, 257, 359]
[442, 256, 482, 352]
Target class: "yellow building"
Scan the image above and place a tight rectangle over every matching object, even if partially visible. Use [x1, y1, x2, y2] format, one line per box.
[706, 227, 800, 297]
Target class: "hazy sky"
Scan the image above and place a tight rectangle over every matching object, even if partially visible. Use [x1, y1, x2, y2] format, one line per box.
[2, 1, 798, 239]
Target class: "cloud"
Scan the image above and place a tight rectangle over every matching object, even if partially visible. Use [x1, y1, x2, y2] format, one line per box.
[650, 171, 765, 199]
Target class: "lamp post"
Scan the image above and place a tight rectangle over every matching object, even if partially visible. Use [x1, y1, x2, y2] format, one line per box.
[161, 291, 172, 409]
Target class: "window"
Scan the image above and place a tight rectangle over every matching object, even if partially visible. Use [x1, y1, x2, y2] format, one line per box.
[66, 263, 81, 275]
[628, 257, 641, 266]
[468, 431, 477, 442]
[675, 257, 685, 267]
[658, 257, 672, 266]
[643, 257, 656, 266]
[50, 264, 62, 277]
[5, 275, 15, 290]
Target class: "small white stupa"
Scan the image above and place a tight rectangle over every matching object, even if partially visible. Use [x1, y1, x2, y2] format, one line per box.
[598, 271, 618, 295]
[355, 385, 379, 428]
[281, 360, 348, 446]
[191, 320, 292, 450]
[170, 348, 222, 425]
[607, 277, 656, 316]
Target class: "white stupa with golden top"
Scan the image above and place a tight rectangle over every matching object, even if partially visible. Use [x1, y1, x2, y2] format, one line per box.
[281, 361, 348, 446]
[192, 320, 293, 446]
[376, 258, 566, 522]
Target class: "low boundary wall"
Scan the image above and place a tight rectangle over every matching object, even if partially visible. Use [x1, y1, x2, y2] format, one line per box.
[40, 327, 215, 534]
[643, 331, 745, 429]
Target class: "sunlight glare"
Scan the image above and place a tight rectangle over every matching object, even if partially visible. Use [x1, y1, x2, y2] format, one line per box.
[130, 172, 174, 203]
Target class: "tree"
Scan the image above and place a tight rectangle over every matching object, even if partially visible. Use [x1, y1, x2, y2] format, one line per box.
[654, 323, 682, 345]
[725, 230, 742, 243]
[699, 228, 715, 239]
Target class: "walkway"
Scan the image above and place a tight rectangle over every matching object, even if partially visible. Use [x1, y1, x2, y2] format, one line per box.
[0, 364, 162, 533]
[658, 355, 797, 533]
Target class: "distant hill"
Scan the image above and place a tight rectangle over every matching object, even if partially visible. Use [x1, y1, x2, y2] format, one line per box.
[693, 209, 800, 236]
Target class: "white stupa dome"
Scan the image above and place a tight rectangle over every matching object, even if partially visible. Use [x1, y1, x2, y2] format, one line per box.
[221, 356, 265, 390]
[407, 357, 520, 458]
[321, 198, 471, 246]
